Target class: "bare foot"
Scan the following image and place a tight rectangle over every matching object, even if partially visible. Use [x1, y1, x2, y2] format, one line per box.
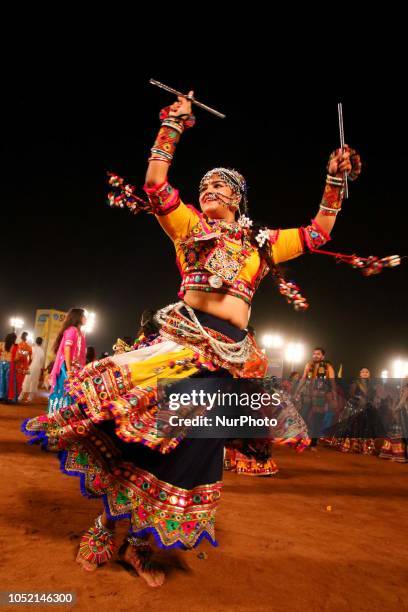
[121, 544, 165, 587]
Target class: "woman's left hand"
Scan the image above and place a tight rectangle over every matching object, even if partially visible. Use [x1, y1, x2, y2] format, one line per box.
[328, 145, 362, 180]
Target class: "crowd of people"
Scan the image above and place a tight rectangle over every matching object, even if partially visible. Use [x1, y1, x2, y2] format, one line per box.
[0, 316, 103, 407]
[0, 332, 42, 404]
[282, 347, 408, 463]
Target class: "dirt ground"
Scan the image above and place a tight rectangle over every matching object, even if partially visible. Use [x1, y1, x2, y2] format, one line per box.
[0, 401, 407, 612]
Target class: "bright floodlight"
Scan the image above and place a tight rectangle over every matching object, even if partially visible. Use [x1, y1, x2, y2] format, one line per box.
[10, 317, 24, 330]
[27, 332, 34, 344]
[285, 342, 305, 364]
[381, 370, 388, 380]
[83, 311, 96, 334]
[393, 359, 405, 378]
[262, 333, 284, 349]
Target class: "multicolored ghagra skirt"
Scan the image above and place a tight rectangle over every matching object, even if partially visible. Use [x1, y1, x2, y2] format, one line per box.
[22, 303, 308, 550]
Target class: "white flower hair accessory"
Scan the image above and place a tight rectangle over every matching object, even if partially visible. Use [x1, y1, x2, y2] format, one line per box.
[237, 215, 253, 229]
[255, 228, 270, 247]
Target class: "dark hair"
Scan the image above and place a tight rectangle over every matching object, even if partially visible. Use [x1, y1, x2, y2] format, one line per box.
[137, 309, 159, 338]
[5, 333, 17, 352]
[53, 308, 85, 353]
[313, 347, 326, 356]
[35, 337, 43, 346]
[86, 346, 96, 364]
[21, 331, 29, 342]
[289, 371, 299, 380]
[247, 221, 296, 303]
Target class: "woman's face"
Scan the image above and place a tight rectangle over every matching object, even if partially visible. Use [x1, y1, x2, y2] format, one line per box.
[81, 313, 87, 327]
[199, 175, 238, 220]
[360, 368, 370, 379]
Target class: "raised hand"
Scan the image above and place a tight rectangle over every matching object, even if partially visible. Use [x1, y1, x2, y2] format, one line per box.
[328, 145, 362, 181]
[168, 90, 194, 118]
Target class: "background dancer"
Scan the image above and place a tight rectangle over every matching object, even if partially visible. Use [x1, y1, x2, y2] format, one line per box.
[296, 348, 337, 450]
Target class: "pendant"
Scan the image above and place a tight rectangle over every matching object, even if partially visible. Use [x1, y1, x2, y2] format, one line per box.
[208, 274, 223, 289]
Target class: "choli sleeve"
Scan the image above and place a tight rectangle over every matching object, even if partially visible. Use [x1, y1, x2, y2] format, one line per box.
[143, 181, 200, 241]
[270, 219, 330, 264]
[270, 228, 304, 264]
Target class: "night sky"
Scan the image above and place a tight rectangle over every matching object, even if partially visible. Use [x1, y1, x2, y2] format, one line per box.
[1, 56, 407, 377]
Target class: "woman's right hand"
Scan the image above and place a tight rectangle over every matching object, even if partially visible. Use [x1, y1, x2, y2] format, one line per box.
[169, 90, 194, 118]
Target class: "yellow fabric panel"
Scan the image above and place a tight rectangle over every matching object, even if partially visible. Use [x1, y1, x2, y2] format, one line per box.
[128, 347, 199, 389]
[239, 249, 263, 282]
[271, 228, 304, 264]
[175, 236, 263, 284]
[156, 200, 200, 241]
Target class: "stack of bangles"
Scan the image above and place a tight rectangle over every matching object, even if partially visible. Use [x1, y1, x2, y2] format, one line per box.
[148, 111, 195, 164]
[319, 174, 346, 216]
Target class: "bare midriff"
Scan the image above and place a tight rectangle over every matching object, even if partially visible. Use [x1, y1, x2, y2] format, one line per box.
[184, 290, 250, 330]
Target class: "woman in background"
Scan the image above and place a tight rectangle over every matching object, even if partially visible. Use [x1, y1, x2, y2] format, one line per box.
[379, 378, 408, 462]
[0, 333, 17, 401]
[16, 332, 32, 398]
[48, 308, 87, 414]
[7, 333, 24, 403]
[329, 368, 381, 454]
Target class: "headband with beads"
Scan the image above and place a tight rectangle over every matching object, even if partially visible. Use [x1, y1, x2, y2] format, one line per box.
[199, 167, 248, 213]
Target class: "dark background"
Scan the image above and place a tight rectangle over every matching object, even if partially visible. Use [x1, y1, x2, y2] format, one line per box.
[1, 50, 407, 377]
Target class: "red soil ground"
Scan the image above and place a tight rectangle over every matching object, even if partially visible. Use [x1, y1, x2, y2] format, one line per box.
[1, 402, 407, 612]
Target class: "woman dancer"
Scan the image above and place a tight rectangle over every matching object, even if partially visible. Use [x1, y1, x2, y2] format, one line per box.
[23, 91, 359, 586]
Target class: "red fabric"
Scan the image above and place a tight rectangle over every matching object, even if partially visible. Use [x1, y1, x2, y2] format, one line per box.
[7, 344, 19, 400]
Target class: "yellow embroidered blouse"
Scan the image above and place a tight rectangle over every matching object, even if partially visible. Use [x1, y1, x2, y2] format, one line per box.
[144, 181, 329, 305]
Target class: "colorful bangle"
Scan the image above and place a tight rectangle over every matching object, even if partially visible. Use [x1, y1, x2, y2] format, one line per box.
[150, 147, 173, 161]
[148, 156, 171, 164]
[161, 118, 184, 134]
[326, 174, 345, 186]
[319, 205, 341, 216]
[320, 173, 345, 215]
[148, 107, 195, 167]
[149, 123, 181, 165]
